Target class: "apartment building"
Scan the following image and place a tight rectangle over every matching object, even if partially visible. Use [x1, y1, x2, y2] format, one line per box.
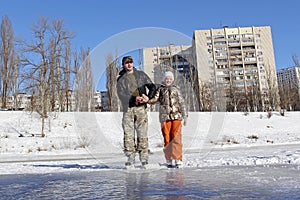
[2, 93, 31, 110]
[277, 66, 300, 110]
[94, 90, 109, 111]
[1, 90, 109, 112]
[277, 66, 300, 89]
[142, 44, 199, 111]
[193, 26, 280, 111]
[142, 44, 192, 83]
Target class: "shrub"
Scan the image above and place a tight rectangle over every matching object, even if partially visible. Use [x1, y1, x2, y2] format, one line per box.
[267, 111, 272, 119]
[280, 109, 285, 116]
[247, 135, 259, 140]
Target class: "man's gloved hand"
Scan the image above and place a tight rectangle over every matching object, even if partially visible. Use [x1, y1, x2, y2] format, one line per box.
[136, 96, 143, 104]
[141, 94, 149, 102]
[136, 94, 149, 104]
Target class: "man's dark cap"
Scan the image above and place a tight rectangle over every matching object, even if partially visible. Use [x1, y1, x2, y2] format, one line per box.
[122, 56, 133, 65]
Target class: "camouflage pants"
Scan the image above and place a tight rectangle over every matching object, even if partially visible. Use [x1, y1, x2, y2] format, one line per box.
[122, 106, 149, 162]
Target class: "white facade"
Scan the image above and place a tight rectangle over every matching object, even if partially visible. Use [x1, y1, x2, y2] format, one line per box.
[142, 44, 199, 111]
[1, 90, 108, 112]
[142, 44, 192, 84]
[277, 66, 300, 110]
[4, 93, 31, 110]
[193, 26, 280, 111]
[277, 66, 300, 89]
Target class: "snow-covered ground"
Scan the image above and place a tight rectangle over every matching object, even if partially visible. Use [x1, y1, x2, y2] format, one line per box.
[1, 111, 300, 174]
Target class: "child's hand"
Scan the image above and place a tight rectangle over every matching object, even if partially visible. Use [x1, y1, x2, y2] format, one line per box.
[183, 117, 187, 126]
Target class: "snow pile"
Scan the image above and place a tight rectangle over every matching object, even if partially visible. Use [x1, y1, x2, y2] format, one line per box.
[0, 111, 300, 174]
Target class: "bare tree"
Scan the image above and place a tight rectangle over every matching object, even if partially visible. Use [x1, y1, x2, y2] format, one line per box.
[279, 84, 299, 111]
[292, 54, 299, 67]
[0, 15, 19, 109]
[227, 81, 242, 112]
[73, 50, 80, 111]
[47, 20, 74, 112]
[105, 53, 120, 111]
[62, 38, 72, 111]
[278, 54, 300, 111]
[292, 54, 300, 110]
[74, 48, 94, 112]
[212, 82, 227, 111]
[21, 17, 74, 137]
[198, 80, 211, 111]
[265, 63, 280, 111]
[176, 47, 200, 111]
[246, 81, 260, 112]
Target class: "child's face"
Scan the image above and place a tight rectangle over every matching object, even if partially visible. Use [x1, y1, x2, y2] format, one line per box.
[165, 76, 173, 86]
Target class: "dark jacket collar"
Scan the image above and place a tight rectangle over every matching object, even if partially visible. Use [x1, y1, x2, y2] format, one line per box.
[118, 67, 136, 77]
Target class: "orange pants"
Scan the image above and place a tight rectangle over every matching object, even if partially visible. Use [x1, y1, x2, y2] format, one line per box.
[161, 119, 182, 161]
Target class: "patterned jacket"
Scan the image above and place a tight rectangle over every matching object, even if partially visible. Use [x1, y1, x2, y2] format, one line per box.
[117, 68, 156, 111]
[148, 84, 187, 123]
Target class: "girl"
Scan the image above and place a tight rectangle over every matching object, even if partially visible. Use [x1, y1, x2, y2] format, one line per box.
[143, 71, 187, 168]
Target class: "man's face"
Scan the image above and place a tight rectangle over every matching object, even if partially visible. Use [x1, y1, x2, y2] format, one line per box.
[123, 61, 134, 72]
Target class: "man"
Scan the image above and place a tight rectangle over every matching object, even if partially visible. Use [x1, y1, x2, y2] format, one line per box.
[117, 56, 156, 167]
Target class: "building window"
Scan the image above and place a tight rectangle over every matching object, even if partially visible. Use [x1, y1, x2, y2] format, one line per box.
[213, 35, 225, 39]
[214, 41, 226, 45]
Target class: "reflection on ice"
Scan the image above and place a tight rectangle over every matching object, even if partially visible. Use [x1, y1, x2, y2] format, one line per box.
[0, 165, 300, 199]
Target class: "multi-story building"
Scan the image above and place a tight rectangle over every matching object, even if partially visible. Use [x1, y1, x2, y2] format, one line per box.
[142, 44, 199, 111]
[1, 90, 108, 112]
[277, 66, 300, 110]
[93, 90, 109, 111]
[1, 93, 31, 110]
[143, 44, 192, 83]
[193, 26, 280, 111]
[99, 91, 109, 111]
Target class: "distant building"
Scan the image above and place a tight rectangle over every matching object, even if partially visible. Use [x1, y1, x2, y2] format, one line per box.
[16, 93, 31, 110]
[1, 90, 108, 112]
[2, 93, 31, 110]
[193, 26, 280, 111]
[1, 26, 283, 113]
[142, 44, 193, 83]
[94, 90, 108, 111]
[277, 66, 300, 110]
[142, 44, 199, 111]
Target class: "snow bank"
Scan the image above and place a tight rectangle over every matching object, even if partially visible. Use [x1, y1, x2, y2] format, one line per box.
[1, 111, 300, 174]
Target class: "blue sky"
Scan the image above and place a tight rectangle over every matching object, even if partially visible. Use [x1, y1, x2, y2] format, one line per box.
[1, 0, 299, 90]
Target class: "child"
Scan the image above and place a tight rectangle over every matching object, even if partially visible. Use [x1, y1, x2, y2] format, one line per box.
[143, 71, 188, 168]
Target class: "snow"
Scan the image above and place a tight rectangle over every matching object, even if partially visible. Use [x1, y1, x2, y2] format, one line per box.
[1, 111, 300, 175]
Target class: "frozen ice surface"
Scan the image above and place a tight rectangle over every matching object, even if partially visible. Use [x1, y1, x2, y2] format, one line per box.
[1, 111, 300, 199]
[0, 165, 299, 199]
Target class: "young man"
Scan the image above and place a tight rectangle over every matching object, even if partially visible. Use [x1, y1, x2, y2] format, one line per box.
[117, 56, 156, 168]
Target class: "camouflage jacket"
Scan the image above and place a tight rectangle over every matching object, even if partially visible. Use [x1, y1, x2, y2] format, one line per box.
[117, 68, 156, 111]
[148, 84, 187, 123]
